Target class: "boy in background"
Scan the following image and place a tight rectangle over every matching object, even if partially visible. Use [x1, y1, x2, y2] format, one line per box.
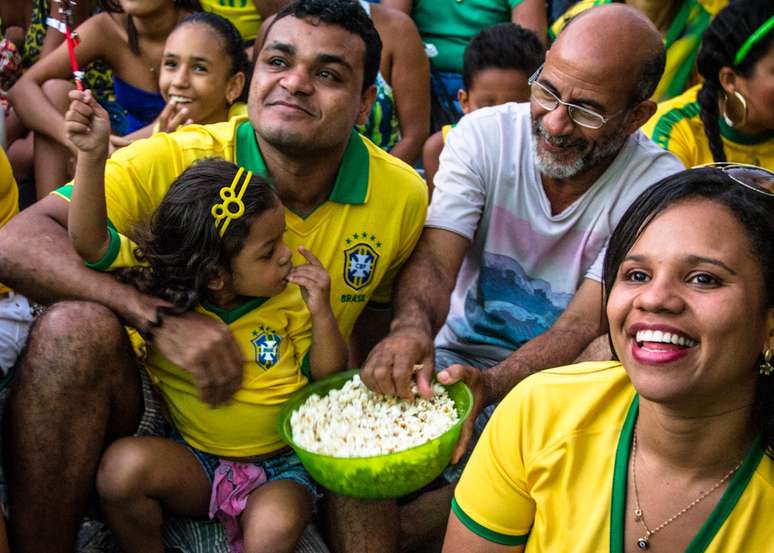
[423, 23, 544, 192]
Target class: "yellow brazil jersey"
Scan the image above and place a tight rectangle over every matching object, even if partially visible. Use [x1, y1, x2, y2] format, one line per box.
[150, 296, 312, 457]
[0, 149, 19, 295]
[454, 362, 774, 551]
[643, 84, 774, 168]
[199, 0, 262, 43]
[52, 117, 428, 455]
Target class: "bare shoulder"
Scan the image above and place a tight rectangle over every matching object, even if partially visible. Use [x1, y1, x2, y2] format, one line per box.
[423, 130, 445, 159]
[76, 11, 124, 42]
[369, 3, 416, 35]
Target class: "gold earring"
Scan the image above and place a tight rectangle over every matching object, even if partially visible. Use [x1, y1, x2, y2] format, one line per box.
[722, 91, 748, 128]
[760, 348, 773, 376]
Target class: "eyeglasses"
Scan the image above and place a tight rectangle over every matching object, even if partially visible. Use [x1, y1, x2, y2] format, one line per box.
[528, 64, 624, 130]
[697, 162, 774, 197]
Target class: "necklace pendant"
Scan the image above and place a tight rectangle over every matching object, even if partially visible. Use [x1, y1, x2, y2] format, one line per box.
[634, 508, 643, 521]
[637, 537, 650, 550]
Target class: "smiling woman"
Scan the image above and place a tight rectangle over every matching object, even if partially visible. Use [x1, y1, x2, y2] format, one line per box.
[443, 166, 774, 553]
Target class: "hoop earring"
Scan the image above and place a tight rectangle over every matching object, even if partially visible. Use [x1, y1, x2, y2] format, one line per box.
[722, 91, 748, 128]
[760, 348, 774, 376]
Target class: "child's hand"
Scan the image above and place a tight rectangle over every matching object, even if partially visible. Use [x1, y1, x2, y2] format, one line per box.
[64, 89, 111, 158]
[287, 247, 332, 316]
[156, 99, 193, 134]
[108, 134, 132, 155]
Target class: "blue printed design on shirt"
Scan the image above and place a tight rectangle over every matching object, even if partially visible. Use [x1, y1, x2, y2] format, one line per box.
[447, 252, 574, 350]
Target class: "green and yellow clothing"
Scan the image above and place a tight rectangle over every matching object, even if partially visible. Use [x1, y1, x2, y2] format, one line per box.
[549, 0, 728, 102]
[199, 0, 262, 43]
[411, 0, 523, 74]
[147, 298, 310, 457]
[357, 67, 400, 153]
[53, 116, 427, 456]
[453, 361, 774, 551]
[0, 149, 18, 296]
[643, 85, 774, 167]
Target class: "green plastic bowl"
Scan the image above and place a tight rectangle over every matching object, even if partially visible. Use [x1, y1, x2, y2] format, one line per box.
[278, 369, 473, 499]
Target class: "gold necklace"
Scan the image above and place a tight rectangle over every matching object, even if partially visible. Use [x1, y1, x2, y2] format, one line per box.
[631, 428, 742, 550]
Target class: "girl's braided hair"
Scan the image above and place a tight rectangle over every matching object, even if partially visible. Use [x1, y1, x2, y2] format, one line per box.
[696, 0, 774, 162]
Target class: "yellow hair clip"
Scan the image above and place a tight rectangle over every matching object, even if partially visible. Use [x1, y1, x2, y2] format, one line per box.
[211, 167, 253, 237]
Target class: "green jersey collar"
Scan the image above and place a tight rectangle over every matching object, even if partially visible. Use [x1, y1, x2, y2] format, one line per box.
[201, 296, 270, 324]
[610, 394, 765, 553]
[235, 121, 370, 205]
[718, 117, 774, 146]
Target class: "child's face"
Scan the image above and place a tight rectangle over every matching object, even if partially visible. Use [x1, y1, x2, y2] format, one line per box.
[228, 204, 293, 298]
[459, 68, 531, 114]
[159, 23, 245, 125]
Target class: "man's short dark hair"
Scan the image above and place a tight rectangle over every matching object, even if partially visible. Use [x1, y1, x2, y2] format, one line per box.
[273, 0, 382, 92]
[462, 23, 545, 91]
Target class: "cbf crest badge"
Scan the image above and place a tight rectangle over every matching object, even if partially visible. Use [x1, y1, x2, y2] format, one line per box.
[251, 327, 281, 370]
[343, 234, 380, 291]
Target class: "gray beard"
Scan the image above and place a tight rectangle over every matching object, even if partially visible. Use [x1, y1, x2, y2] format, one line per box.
[531, 120, 628, 180]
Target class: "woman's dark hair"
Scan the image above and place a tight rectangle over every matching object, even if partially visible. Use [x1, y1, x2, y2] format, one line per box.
[462, 22, 545, 91]
[603, 167, 774, 457]
[172, 12, 252, 102]
[266, 0, 382, 92]
[125, 0, 203, 56]
[696, 0, 774, 162]
[116, 158, 278, 315]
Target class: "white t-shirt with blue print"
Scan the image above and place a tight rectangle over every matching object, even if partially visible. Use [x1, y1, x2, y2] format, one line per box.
[426, 102, 684, 363]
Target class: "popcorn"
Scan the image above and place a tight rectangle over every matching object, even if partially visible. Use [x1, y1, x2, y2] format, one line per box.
[290, 374, 459, 457]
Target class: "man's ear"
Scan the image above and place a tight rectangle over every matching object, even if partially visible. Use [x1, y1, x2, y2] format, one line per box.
[355, 84, 377, 126]
[458, 89, 471, 115]
[624, 99, 658, 135]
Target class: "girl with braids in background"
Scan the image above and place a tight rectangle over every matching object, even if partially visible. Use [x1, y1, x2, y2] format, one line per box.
[644, 0, 773, 168]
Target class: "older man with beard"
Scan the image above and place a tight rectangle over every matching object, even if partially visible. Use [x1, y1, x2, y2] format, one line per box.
[335, 4, 684, 553]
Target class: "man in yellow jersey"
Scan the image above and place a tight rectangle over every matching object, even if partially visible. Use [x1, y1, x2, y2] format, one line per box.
[0, 1, 427, 552]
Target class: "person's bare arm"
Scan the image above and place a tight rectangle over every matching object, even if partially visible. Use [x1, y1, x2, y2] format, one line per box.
[511, 0, 547, 45]
[0, 195, 160, 325]
[39, 0, 92, 57]
[476, 278, 604, 404]
[422, 130, 444, 196]
[442, 513, 524, 553]
[8, 14, 108, 148]
[360, 228, 469, 399]
[376, 6, 429, 165]
[438, 278, 605, 461]
[66, 89, 112, 262]
[381, 0, 412, 15]
[575, 334, 613, 362]
[287, 247, 347, 380]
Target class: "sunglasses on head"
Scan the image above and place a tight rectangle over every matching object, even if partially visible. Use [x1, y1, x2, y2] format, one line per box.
[696, 162, 774, 197]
